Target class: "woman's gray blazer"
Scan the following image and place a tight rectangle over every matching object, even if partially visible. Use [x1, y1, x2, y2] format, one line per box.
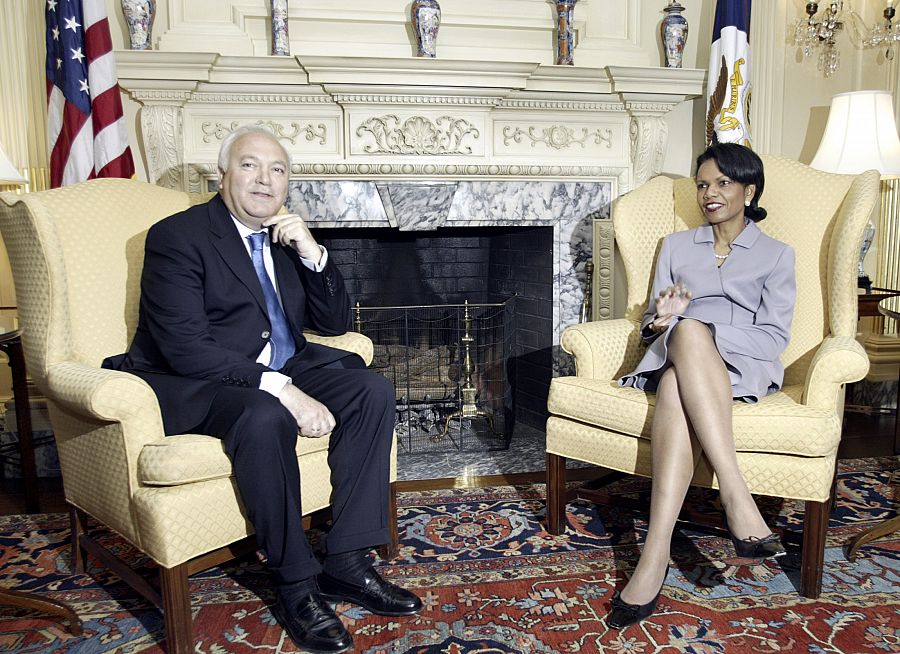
[619, 220, 796, 402]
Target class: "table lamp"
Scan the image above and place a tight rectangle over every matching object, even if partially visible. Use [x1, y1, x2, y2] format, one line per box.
[0, 142, 27, 192]
[811, 90, 900, 292]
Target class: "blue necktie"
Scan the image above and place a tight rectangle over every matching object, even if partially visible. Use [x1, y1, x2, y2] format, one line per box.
[247, 232, 295, 370]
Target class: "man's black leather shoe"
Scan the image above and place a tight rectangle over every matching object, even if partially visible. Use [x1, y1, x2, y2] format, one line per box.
[317, 567, 423, 616]
[273, 592, 353, 654]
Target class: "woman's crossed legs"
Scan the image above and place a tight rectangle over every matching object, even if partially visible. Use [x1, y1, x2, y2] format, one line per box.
[619, 319, 773, 605]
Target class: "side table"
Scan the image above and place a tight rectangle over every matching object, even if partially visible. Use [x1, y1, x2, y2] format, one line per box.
[0, 328, 38, 513]
[847, 295, 900, 560]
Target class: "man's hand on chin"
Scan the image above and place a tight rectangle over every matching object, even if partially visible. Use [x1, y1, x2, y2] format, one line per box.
[263, 213, 322, 264]
[278, 383, 335, 438]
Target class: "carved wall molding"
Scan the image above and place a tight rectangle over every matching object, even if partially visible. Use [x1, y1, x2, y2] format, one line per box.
[498, 99, 625, 112]
[191, 93, 334, 105]
[187, 161, 628, 186]
[200, 120, 328, 145]
[502, 125, 613, 151]
[629, 115, 667, 187]
[624, 101, 680, 114]
[355, 115, 481, 155]
[129, 90, 193, 104]
[332, 94, 502, 107]
[592, 215, 615, 321]
[187, 163, 218, 194]
[141, 105, 184, 189]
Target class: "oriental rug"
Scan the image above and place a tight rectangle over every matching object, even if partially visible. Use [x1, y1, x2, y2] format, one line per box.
[1, 457, 898, 653]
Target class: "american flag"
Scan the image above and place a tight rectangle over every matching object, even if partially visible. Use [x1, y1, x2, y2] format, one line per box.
[45, 0, 134, 187]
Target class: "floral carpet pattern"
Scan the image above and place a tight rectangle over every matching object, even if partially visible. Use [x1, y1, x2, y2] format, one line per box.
[1, 457, 898, 653]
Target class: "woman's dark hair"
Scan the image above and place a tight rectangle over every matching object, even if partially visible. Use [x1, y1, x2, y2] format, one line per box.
[696, 142, 767, 222]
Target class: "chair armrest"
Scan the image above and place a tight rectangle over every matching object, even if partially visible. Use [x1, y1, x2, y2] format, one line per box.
[560, 319, 643, 380]
[46, 361, 165, 439]
[304, 331, 374, 366]
[801, 336, 870, 410]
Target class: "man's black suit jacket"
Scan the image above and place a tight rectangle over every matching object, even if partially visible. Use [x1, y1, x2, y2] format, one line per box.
[105, 193, 354, 435]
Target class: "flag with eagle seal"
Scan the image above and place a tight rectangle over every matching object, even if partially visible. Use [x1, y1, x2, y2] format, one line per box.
[707, 1, 752, 147]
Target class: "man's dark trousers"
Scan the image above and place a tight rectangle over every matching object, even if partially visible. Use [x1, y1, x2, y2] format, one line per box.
[174, 354, 395, 584]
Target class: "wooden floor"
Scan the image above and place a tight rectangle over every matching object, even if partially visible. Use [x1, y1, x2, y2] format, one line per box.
[0, 411, 896, 517]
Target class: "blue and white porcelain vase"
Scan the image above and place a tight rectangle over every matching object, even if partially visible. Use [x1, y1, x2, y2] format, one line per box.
[660, 1, 688, 68]
[121, 0, 155, 50]
[271, 0, 290, 56]
[555, 1, 578, 65]
[411, 0, 441, 58]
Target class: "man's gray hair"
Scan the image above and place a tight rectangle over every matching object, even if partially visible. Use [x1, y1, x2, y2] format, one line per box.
[218, 125, 291, 172]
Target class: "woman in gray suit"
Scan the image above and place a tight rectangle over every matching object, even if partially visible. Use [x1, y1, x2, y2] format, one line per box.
[610, 143, 796, 629]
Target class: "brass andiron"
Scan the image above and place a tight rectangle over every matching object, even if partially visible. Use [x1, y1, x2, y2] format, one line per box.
[354, 301, 364, 333]
[441, 300, 496, 440]
[579, 260, 594, 323]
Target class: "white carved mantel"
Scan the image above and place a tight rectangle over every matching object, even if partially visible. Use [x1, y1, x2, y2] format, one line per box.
[117, 53, 705, 193]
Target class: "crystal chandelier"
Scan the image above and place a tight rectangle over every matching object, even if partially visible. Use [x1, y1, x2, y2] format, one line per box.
[793, 1, 845, 77]
[862, 1, 900, 60]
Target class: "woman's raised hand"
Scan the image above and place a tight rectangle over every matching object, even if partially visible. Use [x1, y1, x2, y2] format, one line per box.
[650, 282, 692, 333]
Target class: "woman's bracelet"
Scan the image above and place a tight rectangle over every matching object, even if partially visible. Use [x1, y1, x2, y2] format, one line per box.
[651, 312, 672, 333]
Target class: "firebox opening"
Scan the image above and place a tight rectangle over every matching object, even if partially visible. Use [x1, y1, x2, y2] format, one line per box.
[312, 226, 554, 432]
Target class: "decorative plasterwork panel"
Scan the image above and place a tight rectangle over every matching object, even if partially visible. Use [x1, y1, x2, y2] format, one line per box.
[142, 105, 183, 189]
[200, 120, 328, 146]
[350, 112, 485, 157]
[501, 125, 613, 151]
[186, 113, 342, 162]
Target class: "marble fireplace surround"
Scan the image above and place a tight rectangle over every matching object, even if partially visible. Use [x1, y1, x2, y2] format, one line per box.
[285, 178, 609, 373]
[116, 54, 705, 367]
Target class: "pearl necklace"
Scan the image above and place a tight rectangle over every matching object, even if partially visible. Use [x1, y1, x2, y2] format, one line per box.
[714, 252, 729, 260]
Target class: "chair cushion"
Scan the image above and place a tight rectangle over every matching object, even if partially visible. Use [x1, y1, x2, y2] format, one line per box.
[547, 377, 840, 457]
[138, 433, 331, 486]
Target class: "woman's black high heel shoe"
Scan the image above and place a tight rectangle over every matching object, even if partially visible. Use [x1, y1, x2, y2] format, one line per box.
[608, 565, 669, 630]
[724, 515, 785, 559]
[730, 531, 785, 559]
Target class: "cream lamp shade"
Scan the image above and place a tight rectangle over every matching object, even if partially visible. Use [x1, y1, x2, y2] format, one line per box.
[0, 143, 26, 185]
[811, 90, 900, 178]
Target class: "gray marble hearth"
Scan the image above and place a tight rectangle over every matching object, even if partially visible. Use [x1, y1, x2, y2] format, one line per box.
[394, 423, 591, 481]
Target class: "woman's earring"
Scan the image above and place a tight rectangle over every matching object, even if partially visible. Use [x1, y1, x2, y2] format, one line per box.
[745, 199, 751, 206]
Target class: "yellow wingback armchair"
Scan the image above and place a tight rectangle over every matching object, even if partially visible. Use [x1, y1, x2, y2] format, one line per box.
[0, 178, 398, 653]
[545, 156, 880, 599]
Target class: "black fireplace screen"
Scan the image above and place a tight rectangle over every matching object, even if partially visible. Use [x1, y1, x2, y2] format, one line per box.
[354, 298, 515, 454]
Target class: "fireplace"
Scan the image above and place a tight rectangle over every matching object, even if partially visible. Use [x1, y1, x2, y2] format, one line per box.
[295, 179, 609, 429]
[116, 52, 704, 452]
[313, 223, 554, 430]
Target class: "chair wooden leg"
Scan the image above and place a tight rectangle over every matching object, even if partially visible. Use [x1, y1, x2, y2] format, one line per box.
[546, 452, 567, 535]
[829, 467, 839, 516]
[160, 563, 193, 654]
[0, 588, 83, 636]
[68, 504, 87, 575]
[377, 481, 400, 561]
[800, 499, 829, 599]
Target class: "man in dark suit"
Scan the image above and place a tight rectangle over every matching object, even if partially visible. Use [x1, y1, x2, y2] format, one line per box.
[107, 126, 421, 653]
